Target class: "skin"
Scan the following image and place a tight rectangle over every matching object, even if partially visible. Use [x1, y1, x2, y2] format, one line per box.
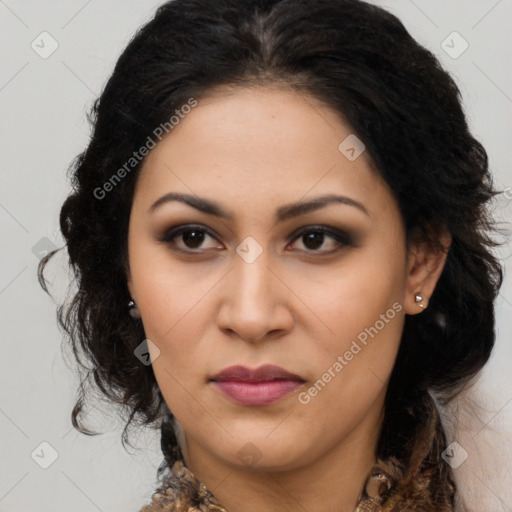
[126, 85, 451, 512]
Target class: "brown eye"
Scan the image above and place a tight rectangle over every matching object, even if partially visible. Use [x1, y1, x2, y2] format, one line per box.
[160, 225, 222, 252]
[302, 231, 325, 250]
[288, 226, 354, 254]
[181, 229, 206, 249]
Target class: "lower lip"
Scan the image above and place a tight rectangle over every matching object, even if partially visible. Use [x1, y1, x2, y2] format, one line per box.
[211, 380, 304, 405]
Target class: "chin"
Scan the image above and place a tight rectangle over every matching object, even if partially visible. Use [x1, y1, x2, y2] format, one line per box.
[217, 435, 314, 473]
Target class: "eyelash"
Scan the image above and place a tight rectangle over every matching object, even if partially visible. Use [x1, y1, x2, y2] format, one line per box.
[159, 224, 355, 256]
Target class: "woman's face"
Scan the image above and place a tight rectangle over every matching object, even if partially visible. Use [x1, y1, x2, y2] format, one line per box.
[126, 86, 442, 473]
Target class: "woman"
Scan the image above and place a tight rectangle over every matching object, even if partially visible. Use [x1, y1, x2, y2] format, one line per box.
[38, 0, 504, 510]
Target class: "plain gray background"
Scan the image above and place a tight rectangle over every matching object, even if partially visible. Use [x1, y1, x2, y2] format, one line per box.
[1, 1, 511, 511]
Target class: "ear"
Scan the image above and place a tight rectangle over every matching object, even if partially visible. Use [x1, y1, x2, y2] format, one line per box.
[404, 225, 452, 315]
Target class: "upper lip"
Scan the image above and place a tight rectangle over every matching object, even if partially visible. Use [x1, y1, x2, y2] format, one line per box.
[210, 364, 305, 383]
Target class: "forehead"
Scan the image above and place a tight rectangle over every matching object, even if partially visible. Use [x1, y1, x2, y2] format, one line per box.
[134, 86, 396, 221]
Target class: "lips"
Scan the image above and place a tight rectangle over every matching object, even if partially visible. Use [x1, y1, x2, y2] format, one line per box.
[210, 364, 305, 406]
[210, 364, 305, 383]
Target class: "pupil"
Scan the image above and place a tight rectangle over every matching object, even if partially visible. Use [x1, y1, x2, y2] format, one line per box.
[183, 230, 204, 248]
[304, 232, 323, 249]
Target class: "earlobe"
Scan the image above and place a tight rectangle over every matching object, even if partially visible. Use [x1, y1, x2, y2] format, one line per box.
[404, 228, 451, 315]
[125, 267, 141, 319]
[126, 267, 136, 301]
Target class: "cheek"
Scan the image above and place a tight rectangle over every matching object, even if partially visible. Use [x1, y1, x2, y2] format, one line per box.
[300, 249, 405, 355]
[298, 301, 404, 445]
[297, 247, 406, 410]
[142, 300, 212, 422]
[130, 238, 211, 341]
[140, 287, 208, 366]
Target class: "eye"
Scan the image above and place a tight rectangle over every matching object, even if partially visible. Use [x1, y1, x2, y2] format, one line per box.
[287, 226, 354, 254]
[160, 225, 222, 253]
[160, 224, 354, 255]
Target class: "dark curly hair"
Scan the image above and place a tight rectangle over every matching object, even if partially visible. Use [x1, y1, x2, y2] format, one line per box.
[38, 0, 505, 506]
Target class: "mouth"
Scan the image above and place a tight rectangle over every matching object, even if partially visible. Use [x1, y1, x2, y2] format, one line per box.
[209, 364, 306, 406]
[210, 364, 305, 382]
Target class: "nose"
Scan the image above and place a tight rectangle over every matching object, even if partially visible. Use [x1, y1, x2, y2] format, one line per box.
[216, 247, 294, 343]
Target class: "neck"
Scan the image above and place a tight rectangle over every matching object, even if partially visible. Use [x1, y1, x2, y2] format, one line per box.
[180, 393, 385, 512]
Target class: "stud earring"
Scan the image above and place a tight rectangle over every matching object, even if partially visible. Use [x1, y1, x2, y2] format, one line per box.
[415, 294, 427, 309]
[128, 299, 141, 319]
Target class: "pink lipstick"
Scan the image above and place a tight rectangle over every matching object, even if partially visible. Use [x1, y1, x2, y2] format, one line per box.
[210, 364, 305, 406]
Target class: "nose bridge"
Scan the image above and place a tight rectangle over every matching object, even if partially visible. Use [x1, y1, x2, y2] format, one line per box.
[217, 238, 290, 341]
[233, 240, 274, 311]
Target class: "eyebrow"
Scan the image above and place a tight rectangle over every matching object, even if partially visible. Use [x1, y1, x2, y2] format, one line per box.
[147, 192, 370, 221]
